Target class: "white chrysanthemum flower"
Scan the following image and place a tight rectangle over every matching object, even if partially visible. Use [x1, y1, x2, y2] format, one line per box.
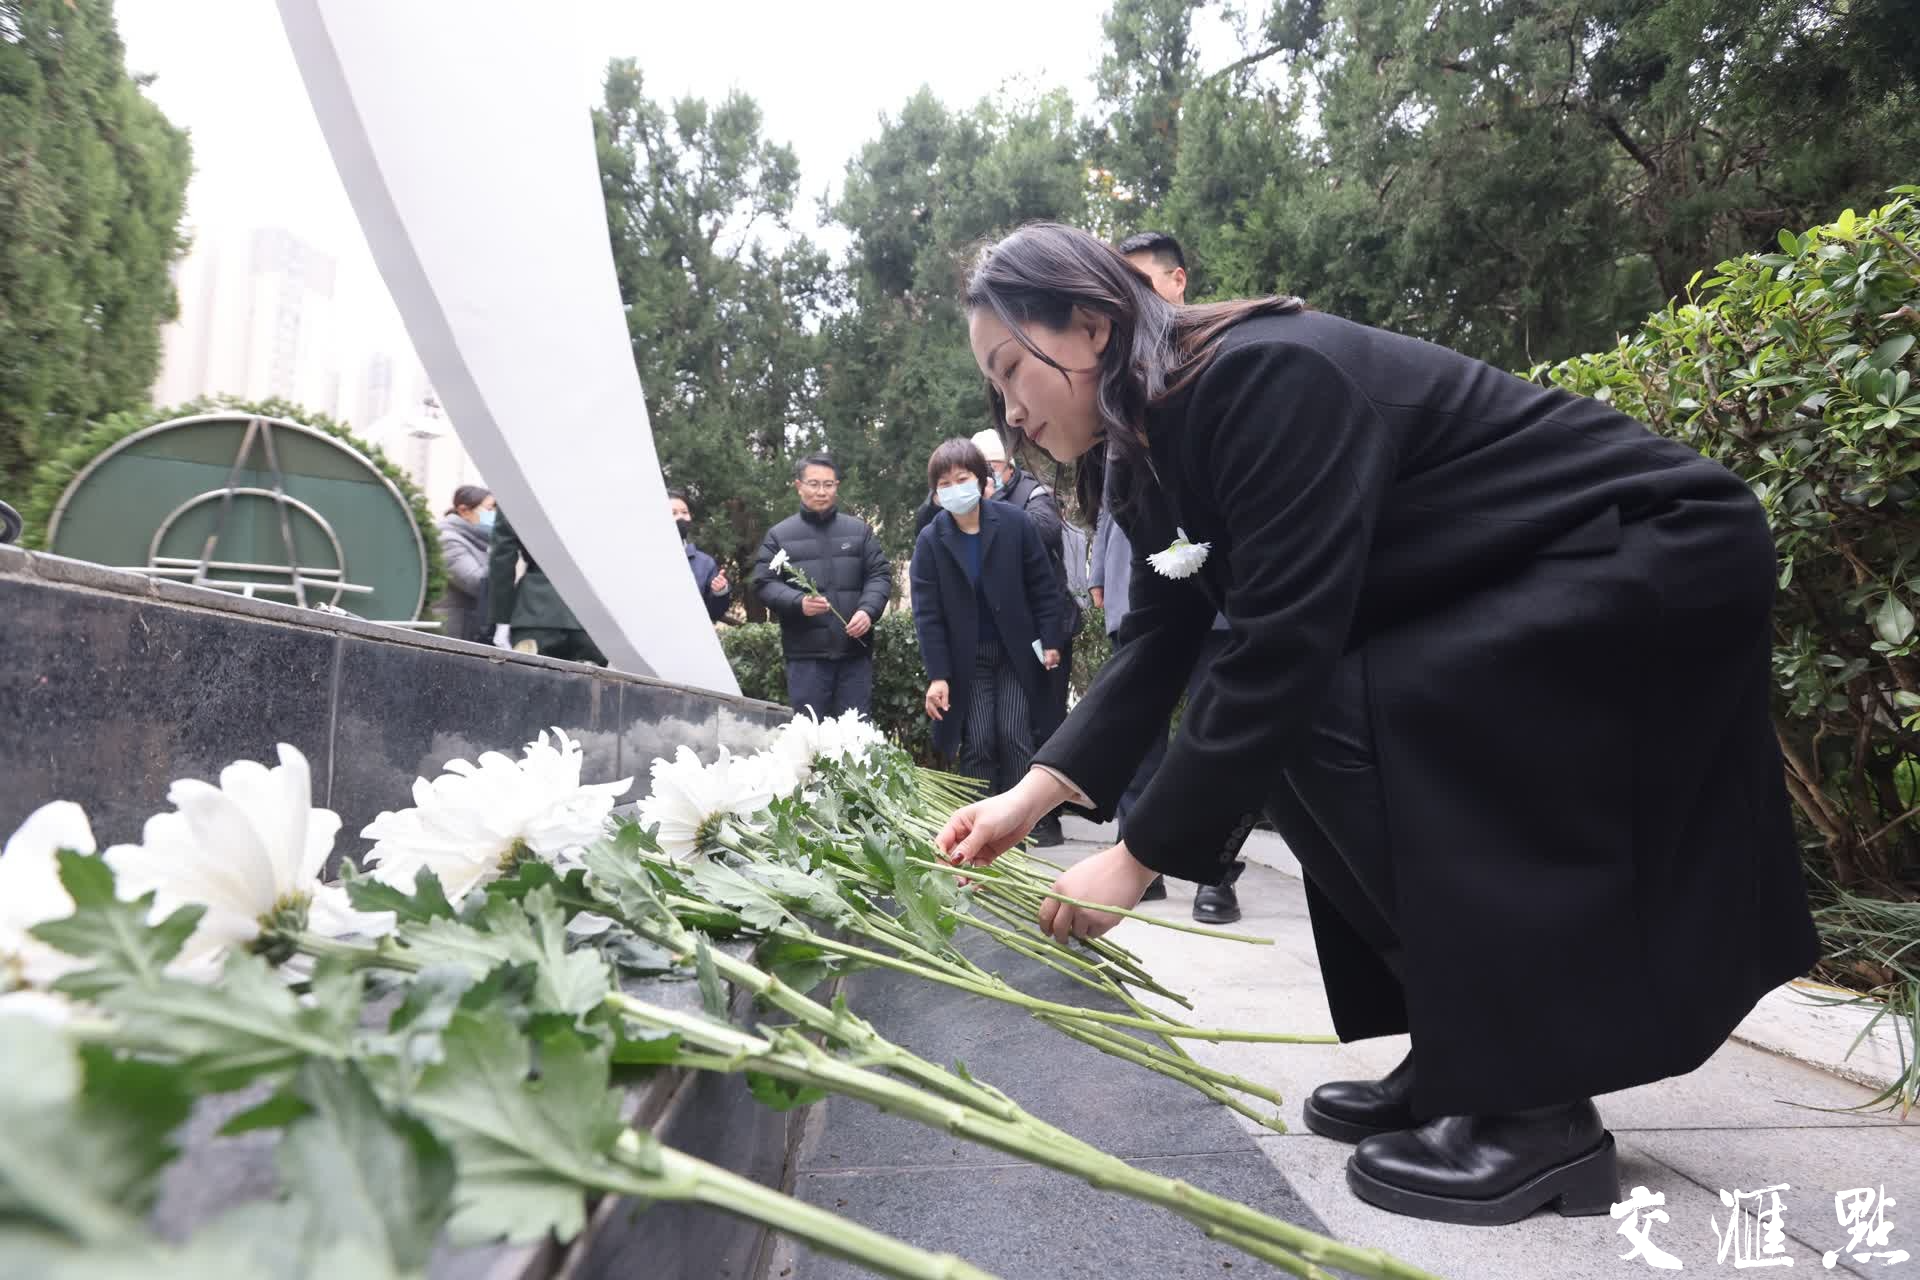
[363, 728, 632, 899]
[824, 709, 885, 762]
[638, 746, 776, 862]
[106, 746, 391, 977]
[0, 988, 77, 1026]
[769, 548, 791, 575]
[1147, 528, 1211, 579]
[0, 802, 97, 991]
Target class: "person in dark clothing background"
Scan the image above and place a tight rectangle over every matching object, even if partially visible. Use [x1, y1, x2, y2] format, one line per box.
[487, 507, 605, 665]
[669, 488, 732, 622]
[911, 437, 1064, 795]
[750, 454, 892, 718]
[936, 221, 1819, 1228]
[971, 426, 1078, 846]
[434, 484, 495, 645]
[1096, 229, 1247, 924]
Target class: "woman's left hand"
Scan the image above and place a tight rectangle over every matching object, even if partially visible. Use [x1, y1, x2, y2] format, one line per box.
[1039, 843, 1161, 944]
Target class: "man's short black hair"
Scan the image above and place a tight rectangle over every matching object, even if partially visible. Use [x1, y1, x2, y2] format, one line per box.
[793, 452, 841, 481]
[1115, 230, 1186, 272]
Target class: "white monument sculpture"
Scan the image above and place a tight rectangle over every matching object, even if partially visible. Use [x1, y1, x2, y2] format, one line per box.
[276, 0, 739, 694]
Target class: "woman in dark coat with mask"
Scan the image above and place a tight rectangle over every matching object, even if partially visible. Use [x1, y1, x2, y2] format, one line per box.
[933, 223, 1819, 1227]
[434, 484, 494, 644]
[911, 437, 1066, 795]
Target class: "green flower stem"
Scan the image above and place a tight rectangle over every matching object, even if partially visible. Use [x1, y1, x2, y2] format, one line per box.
[907, 856, 1275, 945]
[608, 992, 1442, 1280]
[766, 927, 1333, 1044]
[1037, 1015, 1287, 1135]
[620, 1133, 998, 1280]
[965, 893, 1194, 1008]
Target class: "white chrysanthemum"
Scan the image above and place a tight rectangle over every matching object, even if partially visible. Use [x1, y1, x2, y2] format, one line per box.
[824, 709, 885, 762]
[0, 802, 97, 991]
[363, 728, 632, 899]
[768, 709, 884, 785]
[0, 988, 77, 1026]
[769, 548, 791, 575]
[1147, 528, 1211, 580]
[105, 746, 391, 977]
[638, 746, 776, 862]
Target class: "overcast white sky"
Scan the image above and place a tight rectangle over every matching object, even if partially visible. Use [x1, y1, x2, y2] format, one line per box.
[115, 1, 1246, 346]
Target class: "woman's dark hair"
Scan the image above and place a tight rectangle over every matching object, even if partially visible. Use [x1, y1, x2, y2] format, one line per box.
[926, 438, 991, 495]
[446, 484, 491, 516]
[667, 487, 691, 512]
[963, 222, 1303, 515]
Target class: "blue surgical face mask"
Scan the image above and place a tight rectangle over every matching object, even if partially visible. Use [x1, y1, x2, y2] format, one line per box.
[937, 479, 981, 516]
[476, 507, 497, 529]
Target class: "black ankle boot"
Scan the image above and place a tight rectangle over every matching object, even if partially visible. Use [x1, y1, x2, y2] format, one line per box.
[1139, 875, 1167, 901]
[1303, 1053, 1416, 1143]
[1346, 1099, 1618, 1226]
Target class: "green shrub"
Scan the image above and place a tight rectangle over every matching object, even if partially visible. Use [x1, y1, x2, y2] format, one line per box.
[1532, 187, 1920, 890]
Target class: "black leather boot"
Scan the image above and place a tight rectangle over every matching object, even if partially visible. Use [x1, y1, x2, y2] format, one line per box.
[1303, 1052, 1417, 1143]
[1139, 875, 1167, 901]
[1346, 1099, 1619, 1225]
[1192, 860, 1244, 924]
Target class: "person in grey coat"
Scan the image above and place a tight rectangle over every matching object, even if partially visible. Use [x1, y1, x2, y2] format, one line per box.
[433, 484, 494, 644]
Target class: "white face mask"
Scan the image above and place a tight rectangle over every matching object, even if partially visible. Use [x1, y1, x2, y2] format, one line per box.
[937, 479, 981, 516]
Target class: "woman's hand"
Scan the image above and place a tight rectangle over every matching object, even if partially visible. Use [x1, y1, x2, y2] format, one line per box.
[925, 679, 951, 720]
[1042, 648, 1061, 670]
[937, 769, 1068, 869]
[1038, 842, 1161, 944]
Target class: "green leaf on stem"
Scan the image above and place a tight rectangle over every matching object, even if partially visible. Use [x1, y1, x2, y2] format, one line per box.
[94, 954, 362, 1091]
[611, 1026, 684, 1065]
[34, 852, 203, 1000]
[682, 859, 790, 932]
[400, 1010, 625, 1246]
[753, 937, 844, 994]
[399, 887, 610, 1017]
[0, 1017, 193, 1248]
[274, 1059, 456, 1270]
[218, 1090, 313, 1136]
[745, 1071, 829, 1111]
[343, 866, 456, 924]
[694, 937, 728, 1019]
[742, 861, 853, 925]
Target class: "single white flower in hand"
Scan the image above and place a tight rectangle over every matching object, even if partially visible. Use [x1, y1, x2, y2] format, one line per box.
[1, 801, 97, 991]
[363, 728, 632, 899]
[769, 548, 792, 575]
[106, 746, 391, 978]
[1148, 528, 1211, 579]
[639, 746, 776, 862]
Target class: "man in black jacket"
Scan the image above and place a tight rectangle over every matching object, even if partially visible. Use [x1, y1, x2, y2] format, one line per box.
[972, 427, 1079, 846]
[750, 454, 892, 718]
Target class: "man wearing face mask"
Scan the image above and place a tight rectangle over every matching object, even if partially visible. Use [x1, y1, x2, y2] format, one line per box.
[970, 427, 1080, 847]
[911, 437, 1064, 797]
[669, 489, 731, 622]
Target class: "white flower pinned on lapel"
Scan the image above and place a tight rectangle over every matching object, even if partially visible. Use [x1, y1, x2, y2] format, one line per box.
[1148, 528, 1211, 580]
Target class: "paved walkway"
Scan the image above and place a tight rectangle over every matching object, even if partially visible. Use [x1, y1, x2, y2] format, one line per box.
[1086, 819, 1920, 1278]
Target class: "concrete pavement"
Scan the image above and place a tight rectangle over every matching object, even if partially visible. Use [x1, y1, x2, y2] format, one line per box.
[1068, 818, 1920, 1278]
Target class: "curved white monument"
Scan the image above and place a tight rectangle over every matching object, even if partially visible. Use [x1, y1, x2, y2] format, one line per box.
[276, 0, 738, 693]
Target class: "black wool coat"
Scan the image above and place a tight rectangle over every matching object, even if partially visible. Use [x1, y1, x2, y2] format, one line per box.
[749, 508, 892, 661]
[1034, 309, 1820, 1118]
[910, 501, 1065, 760]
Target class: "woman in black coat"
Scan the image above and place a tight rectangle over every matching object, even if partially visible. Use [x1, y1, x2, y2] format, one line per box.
[911, 437, 1065, 793]
[934, 223, 1819, 1226]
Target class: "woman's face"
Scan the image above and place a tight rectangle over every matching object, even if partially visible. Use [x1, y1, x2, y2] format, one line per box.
[460, 495, 496, 524]
[967, 305, 1110, 463]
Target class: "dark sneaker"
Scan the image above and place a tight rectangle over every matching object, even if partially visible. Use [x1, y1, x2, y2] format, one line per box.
[1139, 875, 1167, 901]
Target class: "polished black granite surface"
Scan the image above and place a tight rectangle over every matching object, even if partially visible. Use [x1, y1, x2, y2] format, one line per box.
[1, 553, 790, 862]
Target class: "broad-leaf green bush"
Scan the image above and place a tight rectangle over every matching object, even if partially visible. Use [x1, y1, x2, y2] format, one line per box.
[1533, 187, 1920, 890]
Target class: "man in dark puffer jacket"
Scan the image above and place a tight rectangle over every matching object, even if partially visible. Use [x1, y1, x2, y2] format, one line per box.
[750, 454, 893, 718]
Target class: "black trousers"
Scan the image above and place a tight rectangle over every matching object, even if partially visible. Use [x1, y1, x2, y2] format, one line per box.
[960, 640, 1035, 795]
[1263, 649, 1406, 985]
[786, 654, 874, 720]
